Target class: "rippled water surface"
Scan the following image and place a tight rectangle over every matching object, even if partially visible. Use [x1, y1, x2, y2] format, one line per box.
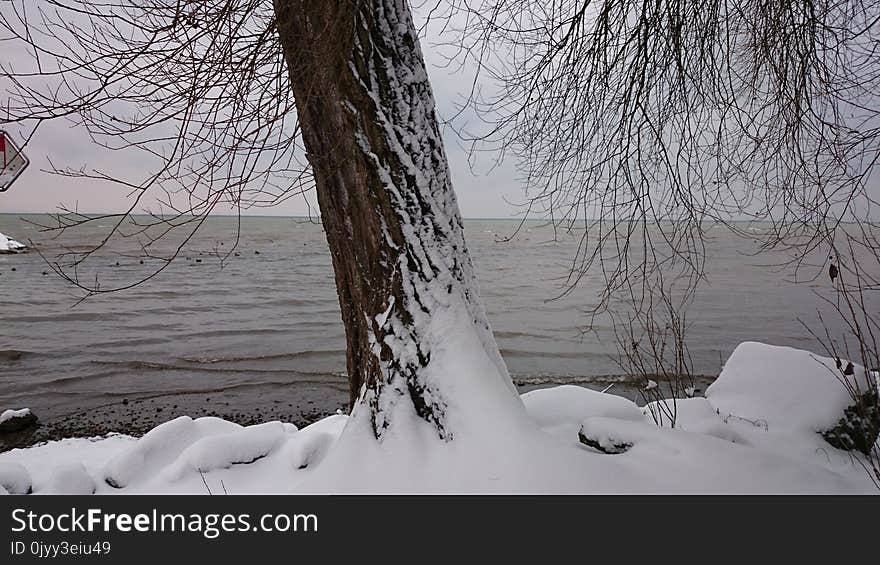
[0, 214, 875, 435]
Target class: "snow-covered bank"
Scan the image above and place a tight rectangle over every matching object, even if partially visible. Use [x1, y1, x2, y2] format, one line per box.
[0, 232, 27, 253]
[1, 342, 877, 494]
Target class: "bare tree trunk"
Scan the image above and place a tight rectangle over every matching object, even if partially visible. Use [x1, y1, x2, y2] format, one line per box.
[274, 0, 519, 439]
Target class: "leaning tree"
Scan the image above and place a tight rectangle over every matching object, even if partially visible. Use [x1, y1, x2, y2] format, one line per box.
[1, 0, 524, 440]
[2, 0, 879, 443]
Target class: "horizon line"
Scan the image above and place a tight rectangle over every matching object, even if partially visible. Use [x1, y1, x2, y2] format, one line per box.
[2, 211, 532, 220]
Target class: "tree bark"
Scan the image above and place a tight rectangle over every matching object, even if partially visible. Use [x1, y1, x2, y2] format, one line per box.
[273, 0, 518, 439]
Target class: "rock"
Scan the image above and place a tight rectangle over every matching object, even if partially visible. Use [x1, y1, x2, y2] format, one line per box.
[521, 385, 643, 440]
[0, 408, 38, 433]
[0, 462, 32, 494]
[707, 343, 880, 453]
[577, 425, 632, 454]
[708, 343, 872, 431]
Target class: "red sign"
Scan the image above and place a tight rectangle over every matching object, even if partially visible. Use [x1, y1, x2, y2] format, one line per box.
[0, 130, 29, 191]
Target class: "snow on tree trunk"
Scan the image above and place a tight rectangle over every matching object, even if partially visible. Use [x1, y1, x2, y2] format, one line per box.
[275, 0, 524, 440]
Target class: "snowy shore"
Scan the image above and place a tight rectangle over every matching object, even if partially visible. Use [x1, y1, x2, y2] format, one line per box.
[0, 342, 877, 494]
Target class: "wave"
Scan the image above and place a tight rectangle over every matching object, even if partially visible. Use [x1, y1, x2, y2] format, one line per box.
[499, 348, 604, 359]
[493, 330, 552, 340]
[90, 358, 346, 377]
[177, 349, 346, 364]
[174, 327, 299, 339]
[4, 312, 125, 323]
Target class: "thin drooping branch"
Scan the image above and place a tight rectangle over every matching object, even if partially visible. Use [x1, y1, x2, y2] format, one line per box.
[441, 0, 880, 319]
[1, 0, 310, 294]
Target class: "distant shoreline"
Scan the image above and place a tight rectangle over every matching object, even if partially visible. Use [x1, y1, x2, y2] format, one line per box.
[0, 212, 801, 223]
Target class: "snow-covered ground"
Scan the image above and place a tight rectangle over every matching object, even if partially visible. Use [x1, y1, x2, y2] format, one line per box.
[0, 231, 27, 253]
[1, 342, 877, 494]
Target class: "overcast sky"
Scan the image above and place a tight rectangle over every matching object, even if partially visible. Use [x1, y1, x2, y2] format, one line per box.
[5, 5, 875, 221]
[0, 10, 525, 219]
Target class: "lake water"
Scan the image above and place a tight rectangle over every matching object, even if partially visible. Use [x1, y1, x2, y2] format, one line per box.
[0, 214, 874, 445]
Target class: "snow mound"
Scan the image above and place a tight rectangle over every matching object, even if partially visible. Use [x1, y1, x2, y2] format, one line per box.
[103, 416, 243, 488]
[522, 385, 644, 439]
[43, 463, 96, 494]
[706, 342, 875, 435]
[0, 232, 26, 253]
[644, 396, 723, 428]
[0, 417, 346, 494]
[575, 416, 863, 492]
[0, 434, 134, 492]
[161, 421, 290, 482]
[277, 415, 347, 471]
[644, 397, 758, 446]
[0, 462, 31, 494]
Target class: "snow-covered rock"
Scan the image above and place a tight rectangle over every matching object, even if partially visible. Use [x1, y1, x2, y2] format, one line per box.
[0, 408, 38, 433]
[0, 408, 31, 423]
[0, 232, 27, 253]
[0, 462, 32, 494]
[522, 385, 644, 440]
[705, 342, 879, 450]
[578, 419, 634, 454]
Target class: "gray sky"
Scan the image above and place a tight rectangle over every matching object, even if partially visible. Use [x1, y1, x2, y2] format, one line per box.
[5, 4, 875, 222]
[0, 14, 525, 219]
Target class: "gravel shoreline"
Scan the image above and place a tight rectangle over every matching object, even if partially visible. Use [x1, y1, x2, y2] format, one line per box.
[0, 376, 716, 452]
[0, 385, 349, 452]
